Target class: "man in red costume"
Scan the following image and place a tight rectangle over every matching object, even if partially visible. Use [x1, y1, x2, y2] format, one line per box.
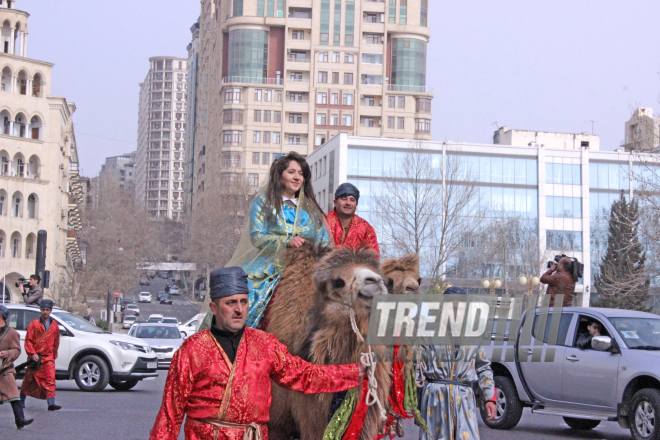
[150, 267, 364, 440]
[326, 183, 380, 255]
[20, 299, 61, 411]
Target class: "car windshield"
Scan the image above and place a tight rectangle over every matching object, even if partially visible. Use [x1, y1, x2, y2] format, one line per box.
[135, 326, 181, 339]
[609, 317, 660, 349]
[124, 317, 136, 321]
[52, 312, 104, 334]
[162, 318, 177, 324]
[127, 305, 138, 309]
[147, 318, 162, 322]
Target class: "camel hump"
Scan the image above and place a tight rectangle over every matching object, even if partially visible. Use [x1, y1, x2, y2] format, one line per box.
[283, 241, 331, 268]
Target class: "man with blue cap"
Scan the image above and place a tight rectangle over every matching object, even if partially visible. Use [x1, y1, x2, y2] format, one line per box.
[0, 305, 33, 429]
[326, 182, 380, 255]
[416, 286, 497, 440]
[20, 299, 61, 412]
[150, 267, 365, 440]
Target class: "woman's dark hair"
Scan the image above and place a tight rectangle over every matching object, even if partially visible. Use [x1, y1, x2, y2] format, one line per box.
[264, 152, 324, 221]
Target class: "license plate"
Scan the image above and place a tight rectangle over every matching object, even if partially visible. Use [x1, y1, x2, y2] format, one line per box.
[147, 362, 157, 369]
[157, 354, 165, 360]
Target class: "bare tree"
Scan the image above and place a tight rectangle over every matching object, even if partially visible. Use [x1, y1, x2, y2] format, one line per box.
[374, 144, 482, 279]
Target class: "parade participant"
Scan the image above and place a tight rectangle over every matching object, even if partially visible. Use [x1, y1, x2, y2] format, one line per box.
[416, 287, 497, 440]
[237, 152, 330, 328]
[0, 306, 33, 429]
[19, 299, 61, 411]
[150, 267, 363, 440]
[326, 183, 380, 255]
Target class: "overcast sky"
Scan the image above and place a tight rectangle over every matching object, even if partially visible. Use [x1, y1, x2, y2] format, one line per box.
[19, 0, 660, 176]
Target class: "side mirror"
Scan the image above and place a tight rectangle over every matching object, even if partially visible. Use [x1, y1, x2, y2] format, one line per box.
[592, 335, 612, 351]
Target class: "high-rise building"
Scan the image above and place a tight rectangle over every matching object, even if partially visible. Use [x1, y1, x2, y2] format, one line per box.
[0, 0, 83, 302]
[99, 152, 137, 192]
[136, 56, 188, 220]
[622, 107, 660, 152]
[184, 19, 200, 213]
[190, 0, 432, 211]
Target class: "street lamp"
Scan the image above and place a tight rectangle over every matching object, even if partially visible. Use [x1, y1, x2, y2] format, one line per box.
[517, 274, 541, 295]
[481, 277, 503, 295]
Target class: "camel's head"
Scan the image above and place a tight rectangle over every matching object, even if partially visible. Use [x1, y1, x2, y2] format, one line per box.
[313, 247, 387, 313]
[382, 254, 422, 295]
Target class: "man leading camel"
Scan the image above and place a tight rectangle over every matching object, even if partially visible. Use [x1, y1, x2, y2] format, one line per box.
[326, 183, 380, 255]
[150, 267, 364, 440]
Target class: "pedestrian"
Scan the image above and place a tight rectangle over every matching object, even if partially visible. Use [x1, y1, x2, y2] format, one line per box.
[416, 287, 497, 440]
[20, 299, 61, 411]
[83, 308, 96, 326]
[540, 257, 576, 307]
[0, 305, 34, 429]
[149, 266, 364, 440]
[326, 182, 380, 255]
[19, 274, 43, 306]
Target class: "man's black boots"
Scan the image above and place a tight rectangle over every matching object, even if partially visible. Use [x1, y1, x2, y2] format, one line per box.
[11, 400, 34, 429]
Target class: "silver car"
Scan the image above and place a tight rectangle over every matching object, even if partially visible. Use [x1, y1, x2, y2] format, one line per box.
[128, 323, 183, 369]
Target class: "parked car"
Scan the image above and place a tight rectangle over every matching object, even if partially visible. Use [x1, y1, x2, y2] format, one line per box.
[159, 271, 169, 279]
[122, 315, 137, 329]
[147, 314, 163, 323]
[6, 304, 157, 392]
[120, 298, 134, 312]
[125, 304, 140, 316]
[138, 292, 151, 303]
[139, 277, 150, 286]
[128, 323, 184, 369]
[179, 313, 206, 338]
[159, 295, 173, 305]
[162, 317, 179, 325]
[481, 307, 660, 439]
[169, 286, 181, 295]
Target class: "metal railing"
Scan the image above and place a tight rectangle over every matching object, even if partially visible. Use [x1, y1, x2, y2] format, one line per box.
[222, 76, 283, 85]
[287, 77, 310, 83]
[287, 57, 311, 63]
[387, 84, 434, 94]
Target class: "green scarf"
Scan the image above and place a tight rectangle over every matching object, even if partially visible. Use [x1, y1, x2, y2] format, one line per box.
[323, 388, 358, 440]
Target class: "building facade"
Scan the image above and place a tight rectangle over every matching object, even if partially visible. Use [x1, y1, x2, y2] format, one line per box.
[622, 107, 660, 152]
[99, 151, 136, 192]
[494, 126, 600, 151]
[190, 0, 432, 211]
[184, 19, 200, 213]
[308, 133, 651, 306]
[0, 0, 83, 302]
[136, 56, 188, 220]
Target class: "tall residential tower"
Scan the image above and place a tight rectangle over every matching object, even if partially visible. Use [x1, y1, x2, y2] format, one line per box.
[190, 0, 432, 211]
[136, 56, 188, 220]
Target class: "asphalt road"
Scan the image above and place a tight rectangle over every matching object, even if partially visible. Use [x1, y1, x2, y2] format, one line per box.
[129, 277, 202, 325]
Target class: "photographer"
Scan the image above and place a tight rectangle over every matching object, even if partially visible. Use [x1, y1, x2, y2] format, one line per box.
[19, 275, 43, 306]
[540, 257, 575, 307]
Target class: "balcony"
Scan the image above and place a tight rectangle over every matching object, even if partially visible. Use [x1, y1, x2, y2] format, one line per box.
[386, 84, 434, 94]
[287, 38, 311, 50]
[222, 77, 283, 86]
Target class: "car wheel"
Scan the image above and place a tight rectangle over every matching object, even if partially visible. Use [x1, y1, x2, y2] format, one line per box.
[563, 417, 601, 430]
[74, 355, 110, 392]
[181, 331, 187, 338]
[108, 378, 140, 391]
[630, 388, 660, 440]
[480, 376, 523, 430]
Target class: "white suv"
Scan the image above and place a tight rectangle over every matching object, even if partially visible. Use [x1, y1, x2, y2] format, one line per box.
[179, 313, 206, 338]
[6, 304, 158, 392]
[138, 292, 152, 303]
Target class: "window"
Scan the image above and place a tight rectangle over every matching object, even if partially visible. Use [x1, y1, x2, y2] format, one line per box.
[400, 0, 407, 24]
[332, 72, 340, 84]
[365, 97, 375, 106]
[361, 74, 383, 85]
[343, 93, 354, 105]
[546, 230, 583, 252]
[388, 116, 395, 129]
[318, 52, 329, 62]
[264, 90, 272, 102]
[273, 132, 281, 143]
[289, 113, 303, 123]
[332, 52, 340, 63]
[317, 113, 327, 125]
[421, 0, 428, 27]
[289, 92, 304, 102]
[398, 97, 406, 109]
[546, 196, 582, 219]
[546, 163, 582, 185]
[263, 132, 271, 143]
[388, 96, 395, 108]
[330, 114, 339, 126]
[316, 134, 327, 146]
[263, 111, 271, 122]
[254, 110, 261, 122]
[254, 89, 262, 101]
[275, 90, 282, 102]
[249, 173, 259, 188]
[223, 109, 243, 124]
[397, 117, 405, 129]
[223, 130, 242, 146]
[342, 114, 353, 126]
[365, 33, 382, 44]
[364, 117, 374, 127]
[292, 30, 305, 39]
[253, 131, 261, 143]
[344, 73, 354, 85]
[288, 134, 301, 145]
[415, 118, 431, 134]
[318, 72, 328, 83]
[417, 98, 432, 113]
[344, 53, 355, 63]
[221, 152, 241, 168]
[365, 13, 378, 23]
[290, 72, 303, 81]
[317, 92, 328, 104]
[388, 0, 396, 23]
[362, 53, 384, 64]
[262, 152, 270, 164]
[274, 111, 281, 123]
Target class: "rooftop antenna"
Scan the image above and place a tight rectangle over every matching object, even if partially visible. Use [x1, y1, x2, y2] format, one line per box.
[589, 120, 596, 135]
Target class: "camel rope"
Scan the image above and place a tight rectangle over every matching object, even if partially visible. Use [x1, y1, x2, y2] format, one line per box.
[349, 308, 387, 422]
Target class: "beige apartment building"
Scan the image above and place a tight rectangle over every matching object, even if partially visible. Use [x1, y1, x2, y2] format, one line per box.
[190, 0, 432, 211]
[136, 56, 188, 220]
[0, 0, 83, 302]
[622, 107, 660, 152]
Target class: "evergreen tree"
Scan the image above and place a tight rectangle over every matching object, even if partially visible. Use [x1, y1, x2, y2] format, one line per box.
[594, 192, 650, 311]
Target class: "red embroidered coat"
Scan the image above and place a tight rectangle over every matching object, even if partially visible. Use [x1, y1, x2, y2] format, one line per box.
[21, 318, 59, 399]
[326, 209, 380, 255]
[150, 327, 360, 440]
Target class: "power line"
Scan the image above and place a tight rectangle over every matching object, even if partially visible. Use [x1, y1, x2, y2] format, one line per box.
[75, 131, 135, 145]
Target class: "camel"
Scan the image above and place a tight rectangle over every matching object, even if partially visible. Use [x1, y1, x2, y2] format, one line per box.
[264, 243, 422, 440]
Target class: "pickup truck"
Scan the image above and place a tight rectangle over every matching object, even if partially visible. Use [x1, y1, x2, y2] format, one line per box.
[481, 306, 660, 440]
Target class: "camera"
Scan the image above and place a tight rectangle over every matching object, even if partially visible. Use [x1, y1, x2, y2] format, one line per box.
[547, 254, 584, 282]
[15, 278, 30, 289]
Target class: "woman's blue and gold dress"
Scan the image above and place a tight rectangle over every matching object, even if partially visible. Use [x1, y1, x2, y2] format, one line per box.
[244, 193, 329, 327]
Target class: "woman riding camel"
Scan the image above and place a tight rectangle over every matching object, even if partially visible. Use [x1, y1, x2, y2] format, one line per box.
[233, 152, 330, 328]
